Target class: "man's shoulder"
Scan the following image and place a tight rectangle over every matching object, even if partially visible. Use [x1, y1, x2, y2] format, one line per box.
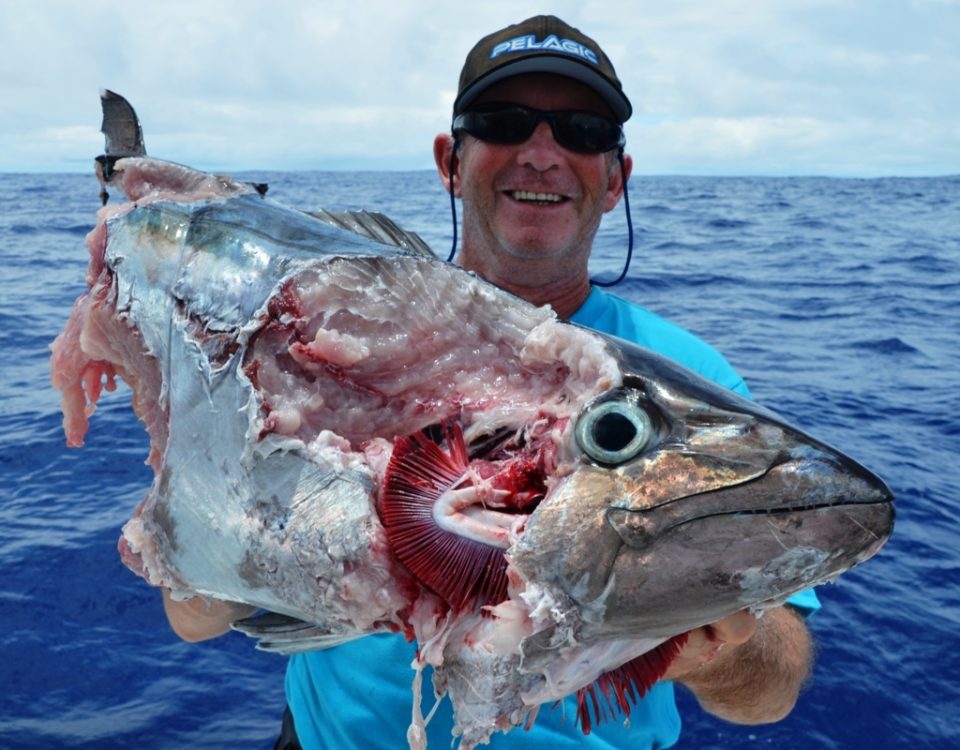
[571, 286, 687, 336]
[570, 287, 750, 396]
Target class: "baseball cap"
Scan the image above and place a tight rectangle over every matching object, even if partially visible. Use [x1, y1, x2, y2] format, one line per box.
[453, 15, 632, 123]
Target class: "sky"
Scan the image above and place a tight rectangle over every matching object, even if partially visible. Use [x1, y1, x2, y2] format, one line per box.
[1, 0, 958, 176]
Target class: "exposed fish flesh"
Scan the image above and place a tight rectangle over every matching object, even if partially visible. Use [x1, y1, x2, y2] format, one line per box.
[50, 92, 894, 749]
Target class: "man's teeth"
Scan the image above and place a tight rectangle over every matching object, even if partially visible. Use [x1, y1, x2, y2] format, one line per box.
[511, 190, 564, 203]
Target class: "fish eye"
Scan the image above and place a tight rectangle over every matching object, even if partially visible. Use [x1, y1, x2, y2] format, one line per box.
[575, 396, 654, 465]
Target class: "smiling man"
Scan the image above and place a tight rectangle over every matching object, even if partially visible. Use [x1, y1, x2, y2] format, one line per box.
[164, 15, 818, 750]
[437, 71, 623, 316]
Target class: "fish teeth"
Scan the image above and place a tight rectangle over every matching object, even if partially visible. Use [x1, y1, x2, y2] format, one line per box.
[512, 190, 564, 203]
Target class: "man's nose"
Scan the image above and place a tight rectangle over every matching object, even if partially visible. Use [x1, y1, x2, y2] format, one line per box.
[516, 121, 563, 171]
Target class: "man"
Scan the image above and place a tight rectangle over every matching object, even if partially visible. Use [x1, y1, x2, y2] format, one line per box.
[164, 15, 818, 749]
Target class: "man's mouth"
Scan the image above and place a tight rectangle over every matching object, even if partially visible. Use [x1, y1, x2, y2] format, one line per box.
[509, 190, 567, 204]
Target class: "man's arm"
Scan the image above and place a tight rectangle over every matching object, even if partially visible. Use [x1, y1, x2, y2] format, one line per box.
[162, 589, 257, 643]
[665, 605, 813, 724]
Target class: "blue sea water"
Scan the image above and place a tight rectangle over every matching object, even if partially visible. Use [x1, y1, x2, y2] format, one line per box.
[1, 169, 958, 749]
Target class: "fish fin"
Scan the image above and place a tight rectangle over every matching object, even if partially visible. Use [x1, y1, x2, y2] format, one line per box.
[96, 89, 147, 203]
[100, 89, 146, 157]
[231, 611, 365, 654]
[379, 421, 509, 612]
[307, 209, 436, 257]
[575, 633, 689, 734]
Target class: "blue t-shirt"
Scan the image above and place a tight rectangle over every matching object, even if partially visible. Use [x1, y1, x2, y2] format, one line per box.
[286, 286, 817, 749]
[569, 287, 751, 398]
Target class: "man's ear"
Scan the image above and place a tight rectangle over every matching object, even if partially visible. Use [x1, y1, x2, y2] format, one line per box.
[603, 150, 633, 213]
[434, 133, 461, 197]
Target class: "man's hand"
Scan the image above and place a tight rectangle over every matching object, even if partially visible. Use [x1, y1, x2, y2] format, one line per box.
[162, 589, 257, 643]
[664, 606, 812, 724]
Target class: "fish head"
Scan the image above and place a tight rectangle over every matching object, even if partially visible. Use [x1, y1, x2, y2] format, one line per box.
[510, 335, 895, 646]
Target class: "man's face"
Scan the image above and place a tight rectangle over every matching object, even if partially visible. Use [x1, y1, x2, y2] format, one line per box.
[454, 73, 626, 295]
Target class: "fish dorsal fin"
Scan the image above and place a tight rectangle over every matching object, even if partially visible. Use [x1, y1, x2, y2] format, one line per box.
[307, 209, 436, 257]
[96, 89, 148, 204]
[100, 89, 146, 157]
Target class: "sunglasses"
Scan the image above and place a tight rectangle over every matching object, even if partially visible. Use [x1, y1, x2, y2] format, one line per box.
[452, 103, 624, 155]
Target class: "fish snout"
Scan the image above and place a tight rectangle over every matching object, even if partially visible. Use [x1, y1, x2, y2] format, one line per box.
[593, 436, 894, 636]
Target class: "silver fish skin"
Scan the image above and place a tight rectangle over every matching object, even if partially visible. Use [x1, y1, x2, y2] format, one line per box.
[51, 109, 893, 748]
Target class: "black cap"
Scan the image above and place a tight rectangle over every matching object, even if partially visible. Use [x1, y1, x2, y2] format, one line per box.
[453, 15, 632, 123]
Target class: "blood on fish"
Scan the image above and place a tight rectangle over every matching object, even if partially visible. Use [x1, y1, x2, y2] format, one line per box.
[266, 278, 304, 320]
[243, 359, 262, 389]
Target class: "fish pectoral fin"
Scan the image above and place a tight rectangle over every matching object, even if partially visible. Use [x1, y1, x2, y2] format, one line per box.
[231, 611, 365, 654]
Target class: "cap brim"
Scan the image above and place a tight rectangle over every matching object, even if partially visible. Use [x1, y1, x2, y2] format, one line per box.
[454, 56, 632, 122]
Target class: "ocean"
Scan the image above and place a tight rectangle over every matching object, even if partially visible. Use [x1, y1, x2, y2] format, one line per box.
[1, 169, 958, 749]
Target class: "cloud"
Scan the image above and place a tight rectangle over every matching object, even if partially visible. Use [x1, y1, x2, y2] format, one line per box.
[0, 0, 957, 175]
[630, 114, 960, 176]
